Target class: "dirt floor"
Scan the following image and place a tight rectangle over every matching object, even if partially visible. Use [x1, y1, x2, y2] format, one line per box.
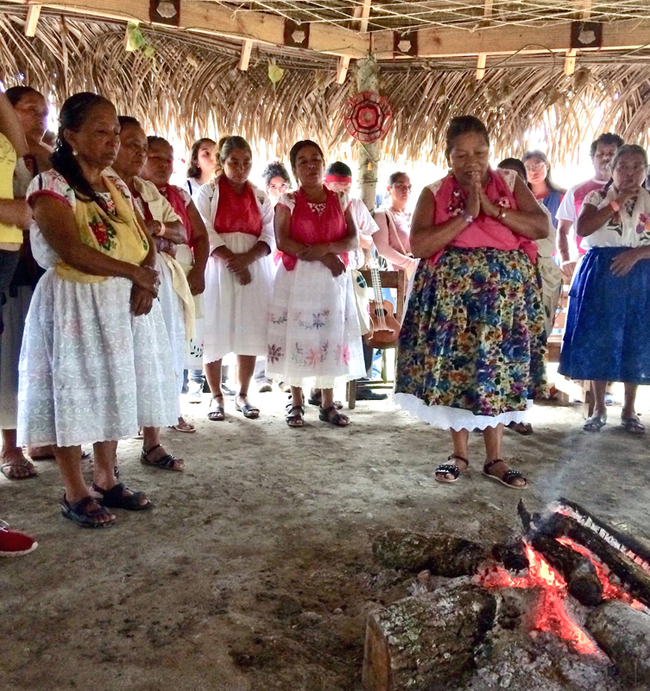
[2, 381, 649, 691]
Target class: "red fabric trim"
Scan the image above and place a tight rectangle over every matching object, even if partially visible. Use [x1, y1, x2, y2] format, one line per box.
[324, 175, 352, 183]
[28, 189, 71, 208]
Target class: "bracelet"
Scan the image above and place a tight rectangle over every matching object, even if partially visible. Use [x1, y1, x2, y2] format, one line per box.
[461, 209, 474, 224]
[609, 200, 621, 213]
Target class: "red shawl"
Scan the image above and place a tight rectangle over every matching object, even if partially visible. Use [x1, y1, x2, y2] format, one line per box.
[161, 184, 193, 247]
[432, 169, 537, 264]
[281, 187, 348, 271]
[214, 176, 262, 237]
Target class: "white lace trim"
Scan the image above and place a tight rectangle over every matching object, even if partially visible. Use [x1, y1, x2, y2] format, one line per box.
[394, 393, 532, 431]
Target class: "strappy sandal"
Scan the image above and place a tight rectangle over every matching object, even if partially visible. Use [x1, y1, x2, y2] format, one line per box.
[207, 396, 225, 422]
[92, 482, 152, 511]
[621, 414, 645, 435]
[308, 391, 343, 410]
[507, 421, 534, 436]
[319, 405, 350, 427]
[235, 398, 260, 419]
[140, 444, 185, 472]
[583, 413, 607, 433]
[0, 460, 38, 480]
[434, 454, 469, 484]
[286, 404, 305, 428]
[482, 459, 528, 490]
[60, 495, 116, 528]
[170, 417, 196, 433]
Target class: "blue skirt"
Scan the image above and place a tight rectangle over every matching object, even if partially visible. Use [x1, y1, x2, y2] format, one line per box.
[559, 247, 650, 383]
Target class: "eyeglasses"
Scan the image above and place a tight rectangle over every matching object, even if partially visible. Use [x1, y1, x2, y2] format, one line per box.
[524, 161, 546, 172]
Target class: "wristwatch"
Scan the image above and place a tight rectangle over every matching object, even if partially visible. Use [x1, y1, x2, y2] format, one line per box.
[461, 209, 474, 224]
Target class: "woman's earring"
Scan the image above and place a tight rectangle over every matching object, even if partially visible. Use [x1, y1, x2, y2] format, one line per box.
[72, 149, 78, 156]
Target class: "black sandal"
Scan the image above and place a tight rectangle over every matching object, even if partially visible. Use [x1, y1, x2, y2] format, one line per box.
[140, 444, 185, 472]
[207, 396, 225, 422]
[434, 454, 469, 484]
[92, 482, 152, 511]
[308, 391, 343, 410]
[482, 459, 528, 490]
[286, 404, 305, 428]
[319, 405, 350, 427]
[60, 495, 116, 528]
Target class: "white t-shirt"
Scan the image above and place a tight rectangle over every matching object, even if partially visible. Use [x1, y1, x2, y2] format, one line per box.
[581, 187, 650, 249]
[349, 198, 379, 270]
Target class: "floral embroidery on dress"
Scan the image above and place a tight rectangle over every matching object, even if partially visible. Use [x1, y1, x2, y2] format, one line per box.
[270, 311, 288, 325]
[89, 215, 117, 251]
[298, 309, 330, 330]
[267, 343, 283, 364]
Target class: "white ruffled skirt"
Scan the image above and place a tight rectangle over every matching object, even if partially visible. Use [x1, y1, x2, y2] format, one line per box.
[17, 271, 179, 447]
[266, 260, 365, 388]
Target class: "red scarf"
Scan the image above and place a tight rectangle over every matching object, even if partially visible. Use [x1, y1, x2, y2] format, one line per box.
[161, 184, 193, 247]
[214, 177, 262, 237]
[282, 187, 348, 271]
[432, 169, 537, 264]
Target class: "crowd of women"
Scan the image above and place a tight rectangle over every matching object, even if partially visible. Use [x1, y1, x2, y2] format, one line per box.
[2, 87, 649, 554]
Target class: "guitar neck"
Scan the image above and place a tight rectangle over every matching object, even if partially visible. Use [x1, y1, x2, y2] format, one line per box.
[370, 265, 387, 330]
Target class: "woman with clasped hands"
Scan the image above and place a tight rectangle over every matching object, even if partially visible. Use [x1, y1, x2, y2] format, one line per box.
[395, 116, 549, 490]
[560, 144, 650, 435]
[19, 93, 179, 528]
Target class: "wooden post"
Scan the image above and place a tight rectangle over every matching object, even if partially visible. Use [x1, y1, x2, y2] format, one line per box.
[356, 56, 380, 212]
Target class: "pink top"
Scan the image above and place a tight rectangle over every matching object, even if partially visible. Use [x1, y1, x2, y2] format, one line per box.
[429, 168, 537, 264]
[277, 187, 349, 271]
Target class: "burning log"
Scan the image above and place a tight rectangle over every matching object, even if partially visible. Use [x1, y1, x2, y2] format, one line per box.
[529, 534, 603, 607]
[539, 509, 650, 609]
[372, 530, 488, 577]
[586, 600, 650, 685]
[362, 584, 497, 691]
[492, 535, 529, 574]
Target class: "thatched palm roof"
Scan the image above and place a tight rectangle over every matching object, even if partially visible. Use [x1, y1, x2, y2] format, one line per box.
[2, 4, 650, 164]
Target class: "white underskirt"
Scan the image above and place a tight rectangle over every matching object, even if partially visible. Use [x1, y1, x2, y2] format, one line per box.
[394, 393, 533, 431]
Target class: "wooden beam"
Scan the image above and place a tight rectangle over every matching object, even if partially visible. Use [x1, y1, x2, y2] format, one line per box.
[359, 0, 372, 33]
[238, 38, 253, 71]
[336, 55, 350, 84]
[475, 0, 493, 80]
[6, 0, 368, 58]
[24, 3, 41, 36]
[564, 48, 577, 75]
[371, 19, 650, 59]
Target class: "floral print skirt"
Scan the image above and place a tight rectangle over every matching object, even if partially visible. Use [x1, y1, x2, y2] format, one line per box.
[266, 261, 365, 389]
[395, 247, 547, 430]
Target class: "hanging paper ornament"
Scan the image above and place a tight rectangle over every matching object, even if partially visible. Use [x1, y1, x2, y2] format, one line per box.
[343, 91, 393, 144]
[268, 61, 285, 86]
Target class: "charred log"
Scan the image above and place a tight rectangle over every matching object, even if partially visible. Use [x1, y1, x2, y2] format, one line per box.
[372, 530, 488, 577]
[530, 533, 603, 606]
[539, 512, 650, 609]
[492, 535, 529, 574]
[362, 584, 497, 691]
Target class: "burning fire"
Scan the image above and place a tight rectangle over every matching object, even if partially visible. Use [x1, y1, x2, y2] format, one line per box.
[479, 544, 599, 655]
[556, 537, 644, 611]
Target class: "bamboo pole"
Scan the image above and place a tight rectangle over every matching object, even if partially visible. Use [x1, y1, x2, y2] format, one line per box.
[356, 56, 380, 212]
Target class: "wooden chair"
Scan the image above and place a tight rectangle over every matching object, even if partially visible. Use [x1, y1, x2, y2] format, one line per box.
[347, 268, 407, 409]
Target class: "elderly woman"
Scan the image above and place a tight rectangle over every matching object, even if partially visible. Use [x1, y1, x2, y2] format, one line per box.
[111, 117, 192, 456]
[141, 135, 209, 415]
[373, 172, 418, 279]
[183, 138, 216, 199]
[1, 86, 51, 479]
[560, 144, 650, 434]
[19, 93, 178, 527]
[195, 136, 275, 421]
[267, 140, 365, 428]
[395, 116, 548, 489]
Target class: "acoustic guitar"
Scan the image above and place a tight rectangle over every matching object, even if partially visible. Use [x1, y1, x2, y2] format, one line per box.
[364, 262, 401, 348]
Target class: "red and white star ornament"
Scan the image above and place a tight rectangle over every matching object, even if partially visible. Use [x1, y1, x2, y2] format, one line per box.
[343, 91, 393, 144]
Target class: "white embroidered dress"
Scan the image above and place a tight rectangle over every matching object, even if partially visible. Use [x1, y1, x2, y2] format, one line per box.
[195, 178, 276, 364]
[17, 170, 178, 447]
[265, 191, 365, 389]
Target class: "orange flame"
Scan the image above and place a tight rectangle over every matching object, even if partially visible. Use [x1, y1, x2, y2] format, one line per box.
[480, 545, 599, 655]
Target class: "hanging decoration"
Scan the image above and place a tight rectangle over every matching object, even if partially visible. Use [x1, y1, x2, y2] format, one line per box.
[267, 60, 285, 86]
[343, 91, 393, 144]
